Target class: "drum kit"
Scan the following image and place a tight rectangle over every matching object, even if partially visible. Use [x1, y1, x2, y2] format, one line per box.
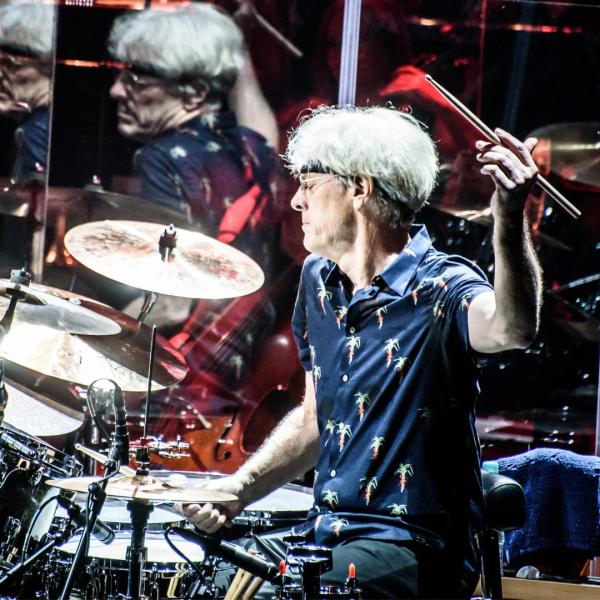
[0, 183, 359, 598]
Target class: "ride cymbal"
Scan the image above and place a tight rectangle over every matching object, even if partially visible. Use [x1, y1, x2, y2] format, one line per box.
[64, 220, 264, 299]
[47, 474, 239, 504]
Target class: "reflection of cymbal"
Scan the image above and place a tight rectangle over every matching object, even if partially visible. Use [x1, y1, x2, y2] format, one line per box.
[0, 280, 121, 335]
[1, 285, 187, 392]
[4, 379, 83, 436]
[0, 183, 80, 218]
[47, 474, 238, 504]
[72, 188, 197, 230]
[64, 220, 265, 299]
[429, 205, 574, 251]
[528, 122, 600, 189]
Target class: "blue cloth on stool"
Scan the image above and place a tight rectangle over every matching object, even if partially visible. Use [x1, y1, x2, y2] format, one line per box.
[497, 448, 600, 564]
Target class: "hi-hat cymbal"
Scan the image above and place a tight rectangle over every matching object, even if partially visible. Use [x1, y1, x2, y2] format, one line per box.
[64, 220, 264, 299]
[0, 280, 121, 335]
[1, 284, 187, 392]
[47, 474, 239, 504]
[528, 122, 600, 189]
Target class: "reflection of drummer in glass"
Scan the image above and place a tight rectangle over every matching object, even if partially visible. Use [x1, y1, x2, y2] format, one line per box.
[107, 4, 280, 278]
[0, 1, 53, 184]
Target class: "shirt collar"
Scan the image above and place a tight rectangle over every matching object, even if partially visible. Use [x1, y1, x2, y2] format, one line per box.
[323, 224, 432, 296]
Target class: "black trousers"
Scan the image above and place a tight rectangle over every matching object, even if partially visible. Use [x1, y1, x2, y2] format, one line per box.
[214, 529, 475, 599]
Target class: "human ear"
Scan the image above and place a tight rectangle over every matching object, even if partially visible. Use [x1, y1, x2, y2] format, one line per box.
[352, 175, 374, 210]
[182, 80, 209, 111]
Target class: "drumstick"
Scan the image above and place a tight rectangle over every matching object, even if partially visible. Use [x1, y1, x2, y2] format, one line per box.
[242, 576, 264, 599]
[424, 74, 581, 219]
[224, 568, 247, 600]
[75, 443, 136, 476]
[229, 570, 254, 600]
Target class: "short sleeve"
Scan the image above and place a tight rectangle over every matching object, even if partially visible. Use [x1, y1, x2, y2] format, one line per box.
[135, 144, 188, 208]
[432, 257, 494, 352]
[291, 258, 313, 371]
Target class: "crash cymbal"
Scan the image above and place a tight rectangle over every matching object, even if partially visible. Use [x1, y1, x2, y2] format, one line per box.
[0, 280, 121, 335]
[47, 474, 239, 504]
[528, 122, 600, 189]
[64, 220, 264, 299]
[3, 379, 83, 436]
[1, 284, 187, 392]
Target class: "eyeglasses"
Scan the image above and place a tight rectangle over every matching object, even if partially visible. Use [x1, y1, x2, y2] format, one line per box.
[113, 68, 164, 91]
[0, 50, 43, 72]
[298, 174, 337, 195]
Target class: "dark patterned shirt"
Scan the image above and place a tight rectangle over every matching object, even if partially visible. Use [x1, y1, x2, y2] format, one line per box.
[12, 107, 48, 183]
[134, 110, 281, 278]
[291, 225, 493, 581]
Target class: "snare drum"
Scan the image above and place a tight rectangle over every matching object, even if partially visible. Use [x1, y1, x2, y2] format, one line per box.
[46, 531, 205, 600]
[0, 424, 82, 564]
[151, 471, 314, 535]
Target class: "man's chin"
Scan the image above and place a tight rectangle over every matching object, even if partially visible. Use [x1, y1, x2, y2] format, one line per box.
[117, 121, 144, 141]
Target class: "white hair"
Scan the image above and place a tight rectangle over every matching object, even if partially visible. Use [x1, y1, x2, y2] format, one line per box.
[285, 106, 439, 223]
[0, 1, 55, 59]
[108, 4, 244, 99]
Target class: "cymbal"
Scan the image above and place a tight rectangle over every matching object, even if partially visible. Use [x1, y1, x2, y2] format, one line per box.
[1, 284, 187, 392]
[76, 188, 196, 230]
[4, 379, 83, 436]
[528, 122, 600, 189]
[47, 474, 239, 504]
[64, 220, 264, 299]
[428, 202, 574, 252]
[0, 182, 81, 219]
[0, 280, 121, 335]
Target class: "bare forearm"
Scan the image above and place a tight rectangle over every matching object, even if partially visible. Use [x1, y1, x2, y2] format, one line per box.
[492, 211, 542, 347]
[233, 403, 319, 505]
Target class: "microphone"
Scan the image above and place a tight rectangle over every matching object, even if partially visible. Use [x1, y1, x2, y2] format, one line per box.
[56, 496, 115, 545]
[170, 527, 279, 582]
[88, 379, 129, 466]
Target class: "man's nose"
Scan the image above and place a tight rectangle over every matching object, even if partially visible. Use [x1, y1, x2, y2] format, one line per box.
[109, 78, 126, 100]
[290, 188, 307, 212]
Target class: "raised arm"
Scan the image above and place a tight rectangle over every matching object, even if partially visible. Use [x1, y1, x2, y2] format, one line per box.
[182, 371, 320, 532]
[467, 128, 543, 354]
[229, 50, 280, 150]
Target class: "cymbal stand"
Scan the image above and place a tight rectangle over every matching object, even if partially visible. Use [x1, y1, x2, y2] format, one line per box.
[126, 447, 154, 600]
[0, 268, 32, 346]
[58, 441, 122, 600]
[136, 224, 176, 323]
[138, 290, 158, 323]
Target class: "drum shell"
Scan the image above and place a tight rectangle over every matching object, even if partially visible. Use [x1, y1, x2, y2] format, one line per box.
[0, 424, 82, 565]
[46, 532, 204, 600]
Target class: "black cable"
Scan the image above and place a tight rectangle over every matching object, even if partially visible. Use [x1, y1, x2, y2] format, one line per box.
[164, 527, 205, 578]
[22, 495, 61, 557]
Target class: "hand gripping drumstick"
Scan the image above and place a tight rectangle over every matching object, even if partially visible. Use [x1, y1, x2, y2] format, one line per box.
[424, 74, 581, 219]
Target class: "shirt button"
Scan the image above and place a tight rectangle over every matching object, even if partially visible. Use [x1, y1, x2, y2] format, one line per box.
[349, 327, 356, 334]
[342, 374, 349, 382]
[330, 469, 337, 477]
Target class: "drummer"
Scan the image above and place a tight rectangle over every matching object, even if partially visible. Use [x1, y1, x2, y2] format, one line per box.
[107, 3, 282, 281]
[0, 1, 53, 183]
[179, 106, 542, 598]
